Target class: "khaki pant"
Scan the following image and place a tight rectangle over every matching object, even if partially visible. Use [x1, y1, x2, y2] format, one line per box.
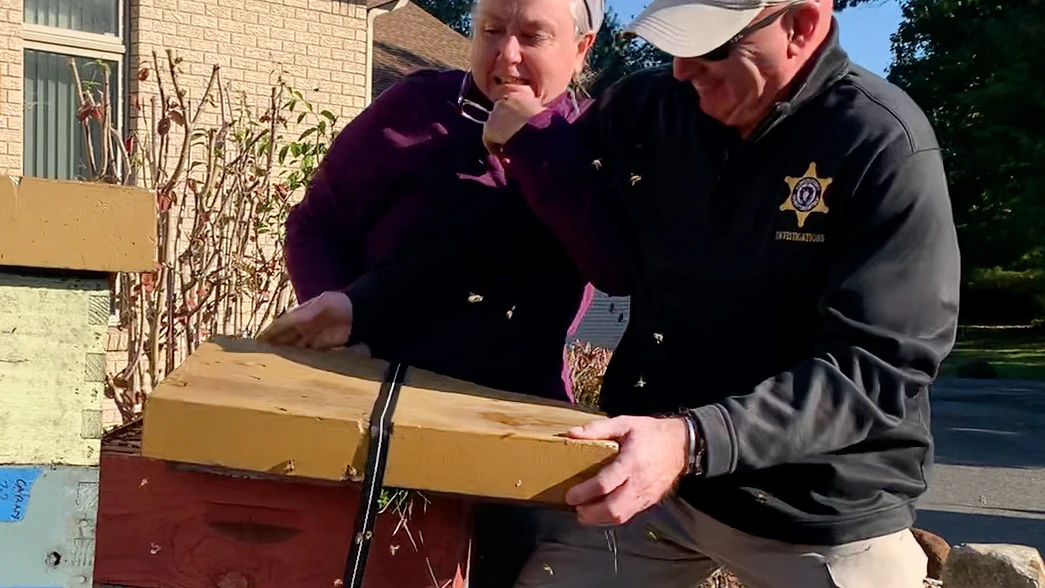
[513, 495, 927, 588]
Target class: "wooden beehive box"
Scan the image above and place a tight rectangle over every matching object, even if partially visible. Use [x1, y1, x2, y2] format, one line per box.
[94, 423, 470, 588]
[140, 336, 619, 504]
[0, 174, 155, 587]
[0, 466, 100, 586]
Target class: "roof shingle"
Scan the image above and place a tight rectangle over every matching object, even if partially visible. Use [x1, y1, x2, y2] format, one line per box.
[372, 2, 472, 101]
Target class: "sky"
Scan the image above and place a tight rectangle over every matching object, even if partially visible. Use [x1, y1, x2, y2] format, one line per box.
[605, 0, 904, 77]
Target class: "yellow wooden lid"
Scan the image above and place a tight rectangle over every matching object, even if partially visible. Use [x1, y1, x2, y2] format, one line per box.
[141, 337, 619, 504]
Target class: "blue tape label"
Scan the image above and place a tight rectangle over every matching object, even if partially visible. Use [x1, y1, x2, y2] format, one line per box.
[0, 467, 43, 522]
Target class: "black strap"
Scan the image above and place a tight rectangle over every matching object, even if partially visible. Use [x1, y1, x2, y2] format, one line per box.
[343, 361, 408, 588]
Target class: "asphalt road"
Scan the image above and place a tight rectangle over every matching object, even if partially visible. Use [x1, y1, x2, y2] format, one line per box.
[917, 378, 1045, 552]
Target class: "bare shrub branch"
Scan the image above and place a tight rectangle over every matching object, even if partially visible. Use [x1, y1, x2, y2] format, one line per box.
[71, 52, 340, 423]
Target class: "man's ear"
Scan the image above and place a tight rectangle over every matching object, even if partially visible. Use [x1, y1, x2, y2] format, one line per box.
[786, 2, 823, 57]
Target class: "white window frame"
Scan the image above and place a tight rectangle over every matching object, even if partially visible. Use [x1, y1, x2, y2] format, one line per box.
[21, 1, 128, 179]
[22, 2, 129, 323]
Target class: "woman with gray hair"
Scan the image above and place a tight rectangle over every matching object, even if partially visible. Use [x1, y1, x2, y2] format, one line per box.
[265, 0, 604, 583]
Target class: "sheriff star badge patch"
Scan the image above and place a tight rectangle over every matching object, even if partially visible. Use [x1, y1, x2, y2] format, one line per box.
[780, 162, 832, 228]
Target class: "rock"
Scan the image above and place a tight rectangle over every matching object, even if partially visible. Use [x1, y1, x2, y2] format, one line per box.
[911, 528, 951, 580]
[943, 543, 1045, 588]
[956, 358, 998, 379]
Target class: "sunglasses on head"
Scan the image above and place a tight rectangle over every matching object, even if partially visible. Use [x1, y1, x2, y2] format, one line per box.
[697, 2, 801, 61]
[456, 72, 492, 124]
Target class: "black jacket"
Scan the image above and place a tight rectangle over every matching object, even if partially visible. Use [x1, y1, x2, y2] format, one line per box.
[500, 23, 962, 545]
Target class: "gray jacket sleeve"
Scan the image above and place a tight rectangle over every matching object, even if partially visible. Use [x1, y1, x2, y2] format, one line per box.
[691, 146, 962, 478]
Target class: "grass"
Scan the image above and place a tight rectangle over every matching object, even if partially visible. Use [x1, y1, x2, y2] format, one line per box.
[940, 325, 1045, 380]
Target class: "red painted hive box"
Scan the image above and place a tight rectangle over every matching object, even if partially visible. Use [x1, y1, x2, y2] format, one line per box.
[93, 422, 472, 588]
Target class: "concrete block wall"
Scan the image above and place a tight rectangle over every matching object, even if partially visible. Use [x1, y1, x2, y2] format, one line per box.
[0, 272, 109, 465]
[0, 0, 23, 176]
[0, 271, 108, 584]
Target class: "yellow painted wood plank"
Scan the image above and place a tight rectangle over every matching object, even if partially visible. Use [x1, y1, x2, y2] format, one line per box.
[141, 337, 618, 504]
[0, 174, 156, 273]
[0, 273, 108, 466]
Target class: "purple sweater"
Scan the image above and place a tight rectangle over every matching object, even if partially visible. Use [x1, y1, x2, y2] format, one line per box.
[285, 69, 590, 401]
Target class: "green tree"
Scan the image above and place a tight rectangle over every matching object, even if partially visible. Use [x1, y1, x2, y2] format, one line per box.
[580, 8, 671, 95]
[888, 0, 1045, 270]
[414, 0, 472, 35]
[835, 0, 877, 9]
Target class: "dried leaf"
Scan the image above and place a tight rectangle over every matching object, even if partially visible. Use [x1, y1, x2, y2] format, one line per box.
[157, 117, 171, 136]
[169, 109, 185, 126]
[76, 104, 92, 122]
[138, 67, 150, 81]
[157, 193, 173, 212]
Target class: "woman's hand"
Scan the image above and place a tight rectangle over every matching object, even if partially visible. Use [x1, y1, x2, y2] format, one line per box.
[482, 86, 545, 155]
[256, 291, 354, 349]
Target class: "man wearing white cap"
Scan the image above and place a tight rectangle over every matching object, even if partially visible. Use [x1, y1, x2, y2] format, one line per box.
[486, 0, 961, 586]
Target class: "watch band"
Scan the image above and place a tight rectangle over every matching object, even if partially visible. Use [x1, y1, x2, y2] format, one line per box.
[657, 411, 704, 477]
[680, 412, 705, 476]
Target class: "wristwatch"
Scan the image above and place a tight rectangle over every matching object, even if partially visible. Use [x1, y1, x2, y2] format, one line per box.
[679, 411, 705, 477]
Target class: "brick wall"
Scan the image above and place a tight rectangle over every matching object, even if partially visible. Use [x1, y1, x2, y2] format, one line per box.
[0, 0, 23, 175]
[129, 0, 369, 137]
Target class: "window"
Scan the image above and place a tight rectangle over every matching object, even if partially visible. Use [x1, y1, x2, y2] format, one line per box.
[22, 0, 126, 181]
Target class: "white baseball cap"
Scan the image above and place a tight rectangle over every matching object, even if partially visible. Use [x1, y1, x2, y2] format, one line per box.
[624, 0, 797, 58]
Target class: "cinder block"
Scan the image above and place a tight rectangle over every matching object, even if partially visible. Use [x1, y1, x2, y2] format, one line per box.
[0, 272, 109, 466]
[0, 465, 100, 586]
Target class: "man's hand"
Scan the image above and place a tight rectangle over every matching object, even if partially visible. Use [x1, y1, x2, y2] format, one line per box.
[256, 291, 354, 349]
[346, 342, 372, 357]
[482, 86, 545, 155]
[565, 416, 689, 526]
